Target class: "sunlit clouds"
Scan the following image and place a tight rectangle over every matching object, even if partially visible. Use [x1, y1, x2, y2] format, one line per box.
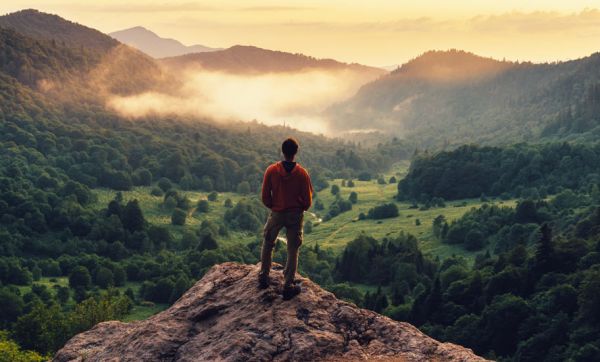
[107, 68, 375, 134]
[2, 1, 600, 65]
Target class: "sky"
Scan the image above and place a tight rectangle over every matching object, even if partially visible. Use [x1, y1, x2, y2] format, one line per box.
[3, 1, 600, 66]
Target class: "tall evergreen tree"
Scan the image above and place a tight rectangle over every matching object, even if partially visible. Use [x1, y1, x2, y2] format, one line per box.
[121, 200, 145, 232]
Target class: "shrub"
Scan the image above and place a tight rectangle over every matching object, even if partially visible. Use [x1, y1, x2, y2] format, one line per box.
[94, 267, 114, 289]
[349, 192, 358, 204]
[69, 266, 91, 289]
[357, 172, 372, 181]
[150, 187, 163, 197]
[314, 199, 325, 210]
[304, 221, 313, 234]
[171, 208, 187, 226]
[133, 168, 152, 186]
[331, 184, 340, 195]
[237, 181, 251, 194]
[157, 177, 172, 192]
[367, 203, 399, 219]
[325, 199, 353, 220]
[197, 200, 210, 213]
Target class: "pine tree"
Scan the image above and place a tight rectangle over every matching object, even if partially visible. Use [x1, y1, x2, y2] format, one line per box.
[534, 223, 554, 275]
[121, 200, 145, 232]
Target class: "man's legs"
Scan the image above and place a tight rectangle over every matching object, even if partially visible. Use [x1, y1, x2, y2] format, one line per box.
[259, 212, 282, 287]
[283, 212, 304, 287]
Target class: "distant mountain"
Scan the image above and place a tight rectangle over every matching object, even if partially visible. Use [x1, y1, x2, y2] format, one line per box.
[0, 9, 117, 51]
[109, 26, 221, 58]
[160, 45, 386, 76]
[380, 64, 400, 72]
[327, 49, 600, 146]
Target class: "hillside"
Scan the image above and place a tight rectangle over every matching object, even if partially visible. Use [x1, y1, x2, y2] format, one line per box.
[327, 49, 600, 146]
[0, 9, 117, 51]
[110, 26, 221, 58]
[160, 45, 386, 77]
[54, 262, 485, 361]
[0, 9, 166, 97]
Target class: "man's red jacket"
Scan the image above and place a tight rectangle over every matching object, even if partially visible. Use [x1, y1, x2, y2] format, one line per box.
[261, 162, 313, 212]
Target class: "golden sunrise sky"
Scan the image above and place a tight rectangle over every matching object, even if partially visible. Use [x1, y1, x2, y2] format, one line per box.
[3, 1, 600, 66]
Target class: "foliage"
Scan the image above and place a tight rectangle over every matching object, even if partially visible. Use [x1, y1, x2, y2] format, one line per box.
[398, 143, 600, 200]
[323, 198, 352, 221]
[348, 191, 358, 204]
[367, 203, 399, 219]
[171, 208, 187, 226]
[224, 199, 267, 232]
[0, 331, 45, 362]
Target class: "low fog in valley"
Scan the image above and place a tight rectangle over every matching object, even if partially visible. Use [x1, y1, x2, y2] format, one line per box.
[107, 67, 380, 134]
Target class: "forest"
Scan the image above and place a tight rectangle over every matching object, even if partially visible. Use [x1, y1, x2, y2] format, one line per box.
[398, 143, 600, 201]
[1, 8, 600, 362]
[328, 49, 600, 147]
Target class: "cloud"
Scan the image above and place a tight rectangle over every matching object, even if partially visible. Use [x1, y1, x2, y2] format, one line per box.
[51, 2, 220, 13]
[238, 6, 315, 12]
[468, 9, 600, 34]
[52, 2, 314, 14]
[355, 9, 600, 36]
[107, 68, 377, 134]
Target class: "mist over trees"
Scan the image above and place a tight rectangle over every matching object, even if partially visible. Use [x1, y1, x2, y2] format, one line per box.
[2, 7, 600, 362]
[328, 50, 600, 147]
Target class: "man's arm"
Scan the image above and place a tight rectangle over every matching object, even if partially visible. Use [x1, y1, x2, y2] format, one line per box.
[261, 167, 273, 209]
[301, 171, 313, 211]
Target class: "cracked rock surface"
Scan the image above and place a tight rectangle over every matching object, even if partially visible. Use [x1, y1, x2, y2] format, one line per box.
[54, 262, 488, 362]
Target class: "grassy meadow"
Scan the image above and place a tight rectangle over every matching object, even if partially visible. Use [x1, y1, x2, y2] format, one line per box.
[93, 188, 259, 246]
[15, 162, 518, 322]
[305, 164, 517, 259]
[91, 162, 517, 262]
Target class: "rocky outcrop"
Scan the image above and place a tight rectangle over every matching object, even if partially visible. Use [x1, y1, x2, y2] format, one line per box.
[54, 262, 488, 361]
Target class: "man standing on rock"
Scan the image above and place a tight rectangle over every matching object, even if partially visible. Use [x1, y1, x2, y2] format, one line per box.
[259, 137, 313, 299]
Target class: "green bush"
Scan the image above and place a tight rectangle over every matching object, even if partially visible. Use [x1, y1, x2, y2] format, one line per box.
[367, 203, 399, 219]
[197, 200, 210, 213]
[171, 208, 187, 226]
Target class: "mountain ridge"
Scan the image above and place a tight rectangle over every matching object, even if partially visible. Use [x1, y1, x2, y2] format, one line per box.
[109, 26, 221, 58]
[327, 49, 600, 145]
[0, 9, 117, 51]
[53, 262, 486, 361]
[160, 44, 387, 76]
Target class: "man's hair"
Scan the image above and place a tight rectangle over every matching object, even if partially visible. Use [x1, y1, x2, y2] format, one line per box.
[282, 138, 299, 158]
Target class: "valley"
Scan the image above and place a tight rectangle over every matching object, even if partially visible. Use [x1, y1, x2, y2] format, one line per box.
[1, 7, 600, 362]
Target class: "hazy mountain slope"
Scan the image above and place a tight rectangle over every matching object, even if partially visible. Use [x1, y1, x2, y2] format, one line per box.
[0, 10, 167, 97]
[0, 27, 95, 88]
[160, 45, 386, 76]
[110, 26, 220, 58]
[54, 263, 486, 361]
[0, 9, 117, 51]
[0, 10, 409, 196]
[328, 50, 600, 146]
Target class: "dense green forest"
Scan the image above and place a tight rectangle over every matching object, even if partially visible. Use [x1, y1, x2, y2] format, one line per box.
[327, 190, 600, 361]
[0, 9, 413, 358]
[398, 143, 600, 201]
[1, 8, 600, 362]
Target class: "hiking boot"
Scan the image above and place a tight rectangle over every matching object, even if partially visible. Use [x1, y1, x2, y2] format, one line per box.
[258, 273, 270, 289]
[282, 283, 301, 300]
